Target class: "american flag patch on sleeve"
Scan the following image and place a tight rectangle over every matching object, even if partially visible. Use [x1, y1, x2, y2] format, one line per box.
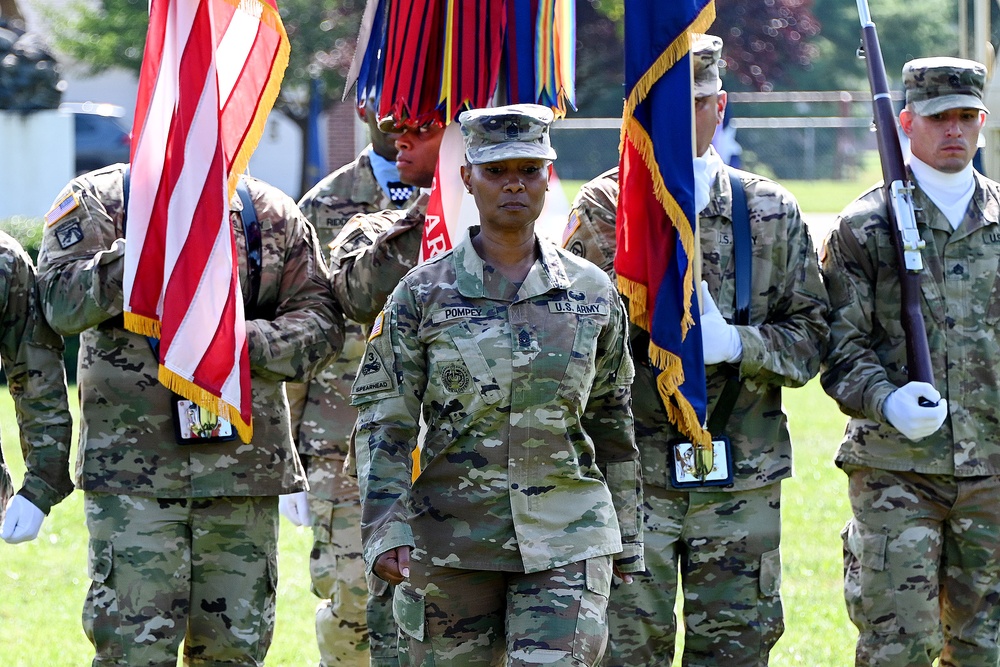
[45, 192, 79, 227]
[368, 310, 385, 340]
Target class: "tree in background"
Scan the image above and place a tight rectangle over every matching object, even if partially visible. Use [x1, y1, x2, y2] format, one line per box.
[43, 0, 365, 194]
[805, 0, 957, 91]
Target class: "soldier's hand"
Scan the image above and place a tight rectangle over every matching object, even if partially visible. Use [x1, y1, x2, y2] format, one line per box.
[374, 546, 411, 585]
[699, 281, 743, 365]
[613, 563, 634, 585]
[278, 491, 311, 527]
[883, 382, 948, 441]
[1, 495, 45, 544]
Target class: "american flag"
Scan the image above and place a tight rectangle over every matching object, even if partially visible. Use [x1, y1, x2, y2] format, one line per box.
[122, 0, 290, 443]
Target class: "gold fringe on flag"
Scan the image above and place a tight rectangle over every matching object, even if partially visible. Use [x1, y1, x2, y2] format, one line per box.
[123, 311, 162, 339]
[159, 366, 254, 444]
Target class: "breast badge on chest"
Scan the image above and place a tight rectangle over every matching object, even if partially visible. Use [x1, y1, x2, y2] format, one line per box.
[440, 363, 472, 394]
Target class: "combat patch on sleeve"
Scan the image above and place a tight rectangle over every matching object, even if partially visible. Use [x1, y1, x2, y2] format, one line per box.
[352, 347, 395, 396]
[45, 192, 79, 227]
[54, 218, 85, 249]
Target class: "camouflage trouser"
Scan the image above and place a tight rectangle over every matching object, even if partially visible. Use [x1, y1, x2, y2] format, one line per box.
[0, 462, 12, 524]
[603, 483, 783, 667]
[309, 493, 398, 667]
[83, 492, 279, 667]
[394, 554, 613, 666]
[842, 466, 1000, 667]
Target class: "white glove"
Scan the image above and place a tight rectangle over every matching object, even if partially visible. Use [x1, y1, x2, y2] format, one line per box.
[883, 382, 948, 441]
[278, 491, 311, 527]
[699, 281, 743, 365]
[1, 495, 45, 544]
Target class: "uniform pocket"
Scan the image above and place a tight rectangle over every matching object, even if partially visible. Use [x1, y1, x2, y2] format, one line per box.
[842, 518, 896, 633]
[573, 556, 612, 664]
[83, 539, 124, 660]
[392, 584, 426, 642]
[759, 547, 782, 597]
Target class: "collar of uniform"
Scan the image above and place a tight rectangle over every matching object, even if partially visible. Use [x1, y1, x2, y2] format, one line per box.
[452, 226, 570, 299]
[353, 149, 390, 207]
[699, 158, 730, 221]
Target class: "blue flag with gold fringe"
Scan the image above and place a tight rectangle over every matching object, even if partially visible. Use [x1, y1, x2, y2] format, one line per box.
[614, 0, 715, 447]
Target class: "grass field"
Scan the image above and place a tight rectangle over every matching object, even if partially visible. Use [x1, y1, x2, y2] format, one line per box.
[561, 149, 884, 216]
[0, 380, 856, 666]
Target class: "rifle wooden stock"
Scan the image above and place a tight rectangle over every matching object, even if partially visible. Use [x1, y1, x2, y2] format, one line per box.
[857, 0, 936, 386]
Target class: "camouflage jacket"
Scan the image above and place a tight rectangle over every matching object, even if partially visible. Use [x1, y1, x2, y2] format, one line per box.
[821, 169, 1000, 475]
[36, 164, 344, 498]
[329, 192, 428, 326]
[352, 229, 643, 575]
[0, 232, 73, 514]
[290, 150, 414, 501]
[563, 161, 829, 492]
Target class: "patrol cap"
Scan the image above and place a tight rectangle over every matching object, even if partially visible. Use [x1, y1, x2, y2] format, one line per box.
[902, 56, 989, 116]
[692, 33, 724, 98]
[458, 103, 558, 165]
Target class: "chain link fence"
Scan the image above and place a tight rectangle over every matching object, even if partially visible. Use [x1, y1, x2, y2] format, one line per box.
[549, 90, 900, 183]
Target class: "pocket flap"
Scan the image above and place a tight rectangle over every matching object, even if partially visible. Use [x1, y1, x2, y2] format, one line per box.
[392, 586, 426, 641]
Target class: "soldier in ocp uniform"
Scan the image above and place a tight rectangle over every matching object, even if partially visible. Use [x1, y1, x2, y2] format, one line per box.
[563, 35, 829, 665]
[328, 115, 446, 328]
[352, 104, 643, 666]
[821, 57, 1000, 666]
[36, 163, 344, 666]
[282, 98, 418, 667]
[0, 231, 73, 544]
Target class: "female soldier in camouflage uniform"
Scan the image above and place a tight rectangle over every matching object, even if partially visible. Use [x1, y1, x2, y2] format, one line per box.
[352, 104, 643, 667]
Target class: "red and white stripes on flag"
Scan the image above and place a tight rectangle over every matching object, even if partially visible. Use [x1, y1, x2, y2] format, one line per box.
[123, 0, 289, 443]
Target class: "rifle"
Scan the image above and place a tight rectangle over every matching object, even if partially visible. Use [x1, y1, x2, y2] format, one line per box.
[856, 0, 936, 388]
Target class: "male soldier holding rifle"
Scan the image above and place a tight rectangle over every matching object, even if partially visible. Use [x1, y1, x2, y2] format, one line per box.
[821, 57, 1000, 666]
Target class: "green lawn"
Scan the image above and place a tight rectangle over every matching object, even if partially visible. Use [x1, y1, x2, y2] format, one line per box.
[561, 150, 884, 216]
[0, 380, 855, 665]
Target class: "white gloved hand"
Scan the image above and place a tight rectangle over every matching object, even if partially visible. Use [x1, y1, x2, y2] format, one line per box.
[278, 491, 311, 527]
[1, 495, 45, 544]
[699, 281, 743, 365]
[883, 382, 948, 441]
[693, 155, 714, 214]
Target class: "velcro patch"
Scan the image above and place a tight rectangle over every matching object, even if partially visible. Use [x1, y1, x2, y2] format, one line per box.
[369, 310, 385, 340]
[431, 306, 484, 324]
[55, 218, 85, 249]
[46, 192, 79, 226]
[352, 347, 394, 395]
[548, 301, 609, 316]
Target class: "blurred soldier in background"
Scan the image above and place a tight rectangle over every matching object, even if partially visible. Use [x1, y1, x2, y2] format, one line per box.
[283, 97, 416, 667]
[563, 35, 829, 666]
[0, 230, 73, 544]
[36, 163, 343, 667]
[328, 117, 445, 327]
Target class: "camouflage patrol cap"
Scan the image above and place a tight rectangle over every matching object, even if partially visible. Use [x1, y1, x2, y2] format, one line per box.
[458, 104, 558, 165]
[693, 33, 724, 98]
[903, 57, 989, 116]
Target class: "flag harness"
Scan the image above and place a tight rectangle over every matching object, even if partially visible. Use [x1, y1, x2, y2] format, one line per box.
[669, 170, 751, 489]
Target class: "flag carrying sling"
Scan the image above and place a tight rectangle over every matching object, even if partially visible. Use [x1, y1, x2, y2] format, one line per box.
[122, 0, 290, 443]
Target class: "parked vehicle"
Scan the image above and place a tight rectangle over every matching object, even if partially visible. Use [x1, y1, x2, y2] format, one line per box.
[60, 102, 131, 174]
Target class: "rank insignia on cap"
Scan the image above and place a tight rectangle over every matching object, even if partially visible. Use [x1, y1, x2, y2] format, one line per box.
[46, 192, 79, 227]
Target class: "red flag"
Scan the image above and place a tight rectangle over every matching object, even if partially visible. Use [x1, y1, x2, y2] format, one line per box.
[122, 0, 290, 443]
